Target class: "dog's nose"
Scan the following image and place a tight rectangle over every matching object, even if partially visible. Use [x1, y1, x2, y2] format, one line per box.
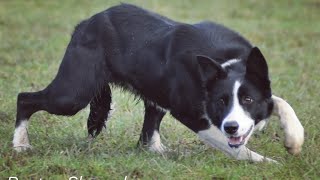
[224, 121, 239, 135]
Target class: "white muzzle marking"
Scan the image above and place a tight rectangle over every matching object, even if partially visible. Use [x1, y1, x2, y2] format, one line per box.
[221, 81, 255, 147]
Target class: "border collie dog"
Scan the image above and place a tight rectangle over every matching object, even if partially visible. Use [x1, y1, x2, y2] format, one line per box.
[13, 4, 304, 162]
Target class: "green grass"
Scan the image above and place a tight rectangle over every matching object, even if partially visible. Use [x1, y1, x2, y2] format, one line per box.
[1, 0, 319, 179]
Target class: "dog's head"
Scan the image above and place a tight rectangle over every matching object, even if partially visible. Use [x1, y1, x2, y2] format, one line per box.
[198, 47, 273, 148]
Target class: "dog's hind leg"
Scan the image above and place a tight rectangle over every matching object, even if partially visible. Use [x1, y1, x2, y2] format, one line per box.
[138, 101, 167, 153]
[13, 31, 108, 151]
[13, 92, 44, 151]
[87, 85, 112, 138]
[272, 95, 304, 155]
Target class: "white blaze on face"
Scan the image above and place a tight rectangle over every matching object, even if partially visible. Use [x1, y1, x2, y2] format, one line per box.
[221, 81, 254, 146]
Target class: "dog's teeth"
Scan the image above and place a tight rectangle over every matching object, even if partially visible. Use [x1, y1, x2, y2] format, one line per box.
[229, 137, 240, 144]
[239, 136, 243, 142]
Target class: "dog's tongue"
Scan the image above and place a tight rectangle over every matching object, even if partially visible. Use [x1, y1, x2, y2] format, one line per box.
[228, 136, 243, 145]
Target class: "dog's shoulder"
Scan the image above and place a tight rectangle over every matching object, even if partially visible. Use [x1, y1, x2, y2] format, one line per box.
[193, 21, 253, 61]
[106, 4, 176, 29]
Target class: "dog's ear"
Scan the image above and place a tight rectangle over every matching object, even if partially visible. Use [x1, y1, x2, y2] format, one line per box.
[196, 55, 227, 82]
[246, 47, 269, 80]
[245, 47, 271, 97]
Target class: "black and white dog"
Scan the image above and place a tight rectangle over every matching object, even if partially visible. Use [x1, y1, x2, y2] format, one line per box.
[13, 4, 304, 162]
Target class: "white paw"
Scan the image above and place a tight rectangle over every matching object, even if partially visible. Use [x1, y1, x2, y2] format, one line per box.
[149, 142, 167, 154]
[147, 131, 167, 154]
[87, 134, 94, 142]
[13, 120, 32, 152]
[264, 157, 279, 164]
[283, 122, 304, 155]
[272, 95, 304, 155]
[13, 145, 33, 152]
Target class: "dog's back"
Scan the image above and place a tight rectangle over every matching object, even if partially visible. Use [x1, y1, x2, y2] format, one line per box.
[74, 4, 252, 67]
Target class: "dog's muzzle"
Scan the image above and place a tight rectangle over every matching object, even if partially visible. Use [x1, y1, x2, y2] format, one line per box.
[225, 124, 253, 148]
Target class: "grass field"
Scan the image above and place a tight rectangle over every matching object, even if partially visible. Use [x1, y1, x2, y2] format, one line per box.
[0, 0, 319, 179]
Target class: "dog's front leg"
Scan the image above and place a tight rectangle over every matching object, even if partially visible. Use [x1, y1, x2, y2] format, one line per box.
[272, 95, 304, 155]
[198, 125, 276, 162]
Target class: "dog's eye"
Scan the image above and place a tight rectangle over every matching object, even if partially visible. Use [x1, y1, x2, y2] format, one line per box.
[242, 96, 253, 105]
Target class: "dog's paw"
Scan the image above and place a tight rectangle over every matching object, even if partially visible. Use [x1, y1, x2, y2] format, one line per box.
[149, 142, 168, 154]
[272, 95, 304, 155]
[284, 122, 304, 155]
[13, 145, 33, 152]
[264, 157, 280, 164]
[280, 106, 304, 155]
[87, 134, 95, 142]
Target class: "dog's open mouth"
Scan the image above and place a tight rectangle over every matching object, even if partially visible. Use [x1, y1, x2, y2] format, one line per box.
[227, 125, 253, 148]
